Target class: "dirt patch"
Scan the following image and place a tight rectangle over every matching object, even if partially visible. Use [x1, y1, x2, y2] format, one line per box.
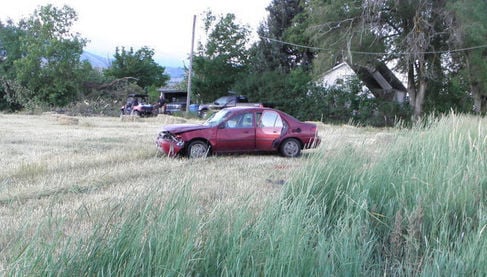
[55, 115, 80, 125]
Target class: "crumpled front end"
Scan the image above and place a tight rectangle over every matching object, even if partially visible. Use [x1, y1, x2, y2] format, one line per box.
[155, 131, 185, 157]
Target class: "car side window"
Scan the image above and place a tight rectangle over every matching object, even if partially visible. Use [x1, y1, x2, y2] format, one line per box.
[259, 111, 283, 128]
[226, 116, 239, 128]
[225, 113, 254, 129]
[240, 113, 254, 128]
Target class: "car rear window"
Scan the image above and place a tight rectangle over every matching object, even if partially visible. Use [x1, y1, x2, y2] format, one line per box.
[259, 111, 283, 128]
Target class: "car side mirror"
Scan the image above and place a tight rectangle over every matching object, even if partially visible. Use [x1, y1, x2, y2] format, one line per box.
[218, 123, 226, 129]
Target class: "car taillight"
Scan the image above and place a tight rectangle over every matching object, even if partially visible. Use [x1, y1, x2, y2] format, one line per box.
[311, 126, 318, 135]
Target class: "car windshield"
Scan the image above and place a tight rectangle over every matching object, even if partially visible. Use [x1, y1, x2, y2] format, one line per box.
[214, 96, 231, 105]
[203, 109, 231, 127]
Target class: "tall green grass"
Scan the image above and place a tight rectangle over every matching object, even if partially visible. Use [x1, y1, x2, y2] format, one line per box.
[279, 114, 487, 275]
[6, 114, 486, 276]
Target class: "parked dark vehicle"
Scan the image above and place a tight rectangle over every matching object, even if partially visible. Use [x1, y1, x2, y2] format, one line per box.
[121, 94, 157, 117]
[159, 90, 187, 114]
[164, 102, 187, 114]
[156, 106, 321, 158]
[198, 95, 262, 118]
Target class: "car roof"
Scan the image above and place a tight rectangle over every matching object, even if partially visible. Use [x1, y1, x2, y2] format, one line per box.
[223, 106, 288, 116]
[222, 106, 268, 112]
[222, 106, 304, 123]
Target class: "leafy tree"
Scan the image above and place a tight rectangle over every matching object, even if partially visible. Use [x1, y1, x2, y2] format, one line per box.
[0, 20, 23, 77]
[306, 0, 457, 119]
[0, 19, 25, 110]
[192, 11, 250, 102]
[305, 0, 385, 73]
[449, 0, 487, 114]
[234, 0, 314, 119]
[235, 68, 312, 119]
[251, 0, 313, 73]
[104, 46, 169, 91]
[13, 4, 88, 107]
[374, 0, 454, 119]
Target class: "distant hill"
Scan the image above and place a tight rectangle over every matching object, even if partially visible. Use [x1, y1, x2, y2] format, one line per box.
[81, 51, 185, 84]
[81, 51, 112, 69]
[165, 67, 185, 85]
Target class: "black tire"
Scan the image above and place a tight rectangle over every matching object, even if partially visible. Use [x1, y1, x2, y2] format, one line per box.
[199, 109, 209, 119]
[187, 140, 210, 158]
[131, 110, 140, 116]
[279, 138, 301, 157]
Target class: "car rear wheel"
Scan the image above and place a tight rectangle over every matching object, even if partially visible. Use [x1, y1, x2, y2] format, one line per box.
[279, 138, 301, 157]
[187, 140, 210, 158]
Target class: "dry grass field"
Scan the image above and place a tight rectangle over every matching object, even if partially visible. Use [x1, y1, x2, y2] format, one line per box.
[0, 114, 383, 229]
[0, 113, 387, 245]
[1, 113, 485, 275]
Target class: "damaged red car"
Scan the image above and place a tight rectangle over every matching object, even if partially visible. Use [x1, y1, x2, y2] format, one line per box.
[155, 106, 321, 158]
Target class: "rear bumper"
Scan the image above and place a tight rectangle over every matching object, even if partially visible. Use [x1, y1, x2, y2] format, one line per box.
[305, 136, 321, 149]
[164, 103, 186, 114]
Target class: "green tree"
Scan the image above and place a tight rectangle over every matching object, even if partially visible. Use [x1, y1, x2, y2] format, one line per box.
[192, 11, 250, 102]
[306, 0, 456, 119]
[252, 0, 313, 73]
[13, 4, 88, 107]
[104, 46, 169, 90]
[0, 19, 25, 110]
[450, 0, 487, 114]
[305, 0, 384, 73]
[371, 0, 454, 119]
[235, 1, 313, 119]
[0, 20, 23, 77]
[234, 68, 312, 119]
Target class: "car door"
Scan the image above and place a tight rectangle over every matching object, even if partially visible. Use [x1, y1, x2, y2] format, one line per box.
[256, 110, 284, 151]
[215, 112, 256, 152]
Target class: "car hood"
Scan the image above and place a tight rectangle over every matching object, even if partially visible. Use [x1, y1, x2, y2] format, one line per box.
[161, 123, 210, 134]
[198, 103, 210, 110]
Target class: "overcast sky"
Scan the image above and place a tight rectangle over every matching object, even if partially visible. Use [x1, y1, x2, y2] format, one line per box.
[0, 0, 271, 67]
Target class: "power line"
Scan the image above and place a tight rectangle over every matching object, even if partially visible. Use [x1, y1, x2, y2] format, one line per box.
[259, 36, 323, 51]
[259, 35, 487, 56]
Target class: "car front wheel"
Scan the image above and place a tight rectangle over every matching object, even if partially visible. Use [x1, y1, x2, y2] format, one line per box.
[279, 138, 301, 157]
[187, 140, 210, 158]
[199, 109, 208, 119]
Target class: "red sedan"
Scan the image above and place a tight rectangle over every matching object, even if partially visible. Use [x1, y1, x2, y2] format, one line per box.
[155, 106, 321, 158]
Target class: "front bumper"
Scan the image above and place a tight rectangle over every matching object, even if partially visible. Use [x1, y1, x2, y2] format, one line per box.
[155, 132, 185, 157]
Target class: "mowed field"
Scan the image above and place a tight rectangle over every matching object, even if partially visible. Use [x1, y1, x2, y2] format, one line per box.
[1, 113, 486, 275]
[0, 113, 387, 259]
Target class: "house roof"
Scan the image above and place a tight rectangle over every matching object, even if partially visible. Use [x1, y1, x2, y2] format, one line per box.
[322, 62, 352, 76]
[321, 61, 407, 101]
[353, 63, 406, 94]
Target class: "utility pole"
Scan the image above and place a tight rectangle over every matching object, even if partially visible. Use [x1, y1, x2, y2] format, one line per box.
[186, 15, 196, 113]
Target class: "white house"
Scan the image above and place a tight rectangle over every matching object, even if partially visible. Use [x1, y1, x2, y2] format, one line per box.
[319, 62, 407, 103]
[320, 62, 356, 87]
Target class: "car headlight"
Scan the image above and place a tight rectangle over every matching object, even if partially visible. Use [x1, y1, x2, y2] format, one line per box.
[159, 131, 184, 147]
